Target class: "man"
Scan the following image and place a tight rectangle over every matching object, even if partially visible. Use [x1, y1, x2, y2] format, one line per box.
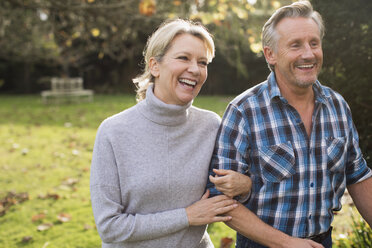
[207, 1, 372, 248]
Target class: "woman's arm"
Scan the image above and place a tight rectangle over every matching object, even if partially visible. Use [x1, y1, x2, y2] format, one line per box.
[90, 184, 190, 243]
[209, 169, 252, 198]
[90, 123, 238, 243]
[90, 186, 238, 243]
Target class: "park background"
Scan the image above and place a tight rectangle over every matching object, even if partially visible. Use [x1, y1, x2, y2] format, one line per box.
[0, 0, 371, 247]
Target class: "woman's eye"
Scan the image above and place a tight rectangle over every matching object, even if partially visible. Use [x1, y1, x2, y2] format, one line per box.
[177, 56, 188, 60]
[199, 61, 208, 66]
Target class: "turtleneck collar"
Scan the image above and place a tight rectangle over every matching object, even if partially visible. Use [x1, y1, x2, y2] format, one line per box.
[137, 84, 192, 126]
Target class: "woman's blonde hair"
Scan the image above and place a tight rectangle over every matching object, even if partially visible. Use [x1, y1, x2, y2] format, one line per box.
[132, 19, 215, 101]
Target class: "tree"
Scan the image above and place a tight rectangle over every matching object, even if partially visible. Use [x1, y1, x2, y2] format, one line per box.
[0, 0, 294, 93]
[312, 0, 372, 166]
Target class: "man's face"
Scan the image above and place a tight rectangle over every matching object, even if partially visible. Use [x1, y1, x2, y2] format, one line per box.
[268, 17, 323, 90]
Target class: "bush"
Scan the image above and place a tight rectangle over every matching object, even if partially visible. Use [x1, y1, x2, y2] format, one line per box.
[334, 215, 372, 248]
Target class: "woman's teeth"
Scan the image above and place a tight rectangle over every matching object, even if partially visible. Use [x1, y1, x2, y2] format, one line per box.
[179, 78, 196, 87]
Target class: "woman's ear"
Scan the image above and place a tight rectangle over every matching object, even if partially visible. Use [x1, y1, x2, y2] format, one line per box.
[263, 46, 276, 67]
[149, 57, 160, 78]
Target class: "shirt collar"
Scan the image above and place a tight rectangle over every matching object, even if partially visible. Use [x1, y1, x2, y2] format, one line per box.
[267, 72, 329, 104]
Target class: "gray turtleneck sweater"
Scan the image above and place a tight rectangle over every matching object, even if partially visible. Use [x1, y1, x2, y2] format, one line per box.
[90, 85, 221, 248]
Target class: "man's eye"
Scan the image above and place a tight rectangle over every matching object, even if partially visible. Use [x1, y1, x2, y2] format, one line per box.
[177, 56, 188, 60]
[199, 61, 208, 66]
[311, 42, 319, 47]
[291, 43, 299, 48]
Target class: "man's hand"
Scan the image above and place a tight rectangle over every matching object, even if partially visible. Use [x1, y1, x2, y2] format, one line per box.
[280, 237, 324, 248]
[209, 169, 252, 198]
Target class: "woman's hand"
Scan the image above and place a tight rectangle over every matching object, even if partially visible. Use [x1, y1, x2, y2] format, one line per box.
[209, 169, 252, 198]
[185, 190, 238, 226]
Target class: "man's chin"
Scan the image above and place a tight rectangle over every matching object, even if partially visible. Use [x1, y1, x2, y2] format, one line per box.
[294, 77, 317, 88]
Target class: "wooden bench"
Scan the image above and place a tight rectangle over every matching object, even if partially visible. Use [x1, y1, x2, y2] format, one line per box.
[41, 77, 94, 104]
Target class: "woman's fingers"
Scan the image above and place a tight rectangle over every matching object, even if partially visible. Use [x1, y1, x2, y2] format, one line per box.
[201, 189, 210, 200]
[186, 190, 241, 226]
[209, 196, 238, 214]
[214, 202, 238, 215]
[213, 215, 233, 222]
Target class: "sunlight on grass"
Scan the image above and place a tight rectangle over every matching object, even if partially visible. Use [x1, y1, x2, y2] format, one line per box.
[0, 94, 233, 247]
[0, 94, 367, 247]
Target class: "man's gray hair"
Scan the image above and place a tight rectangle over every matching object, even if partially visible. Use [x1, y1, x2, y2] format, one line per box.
[262, 0, 324, 71]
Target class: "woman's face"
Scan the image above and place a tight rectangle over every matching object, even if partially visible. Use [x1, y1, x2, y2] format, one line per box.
[150, 33, 209, 105]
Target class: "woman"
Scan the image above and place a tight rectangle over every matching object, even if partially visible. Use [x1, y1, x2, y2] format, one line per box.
[90, 19, 251, 248]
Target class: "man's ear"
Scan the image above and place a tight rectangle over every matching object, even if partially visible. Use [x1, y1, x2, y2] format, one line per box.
[149, 57, 160, 78]
[263, 46, 276, 67]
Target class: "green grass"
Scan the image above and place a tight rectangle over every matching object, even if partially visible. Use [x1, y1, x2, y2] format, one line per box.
[0, 94, 367, 248]
[0, 94, 234, 248]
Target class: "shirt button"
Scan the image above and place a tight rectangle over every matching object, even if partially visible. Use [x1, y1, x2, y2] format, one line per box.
[309, 214, 312, 219]
[310, 182, 314, 187]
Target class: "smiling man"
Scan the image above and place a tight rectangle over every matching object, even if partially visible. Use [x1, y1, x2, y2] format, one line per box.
[207, 1, 372, 248]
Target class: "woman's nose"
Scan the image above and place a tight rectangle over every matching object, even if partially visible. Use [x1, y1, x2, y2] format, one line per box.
[187, 60, 200, 75]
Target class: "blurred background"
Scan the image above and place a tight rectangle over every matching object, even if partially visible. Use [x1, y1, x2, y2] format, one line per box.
[0, 0, 371, 163]
[0, 0, 371, 247]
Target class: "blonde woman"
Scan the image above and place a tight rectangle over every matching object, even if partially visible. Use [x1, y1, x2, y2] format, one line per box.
[90, 19, 252, 248]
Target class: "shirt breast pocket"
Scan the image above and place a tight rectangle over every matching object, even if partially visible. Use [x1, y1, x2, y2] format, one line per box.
[258, 142, 296, 183]
[327, 136, 347, 173]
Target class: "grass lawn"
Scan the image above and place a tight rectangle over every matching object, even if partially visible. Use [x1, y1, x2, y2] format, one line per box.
[0, 94, 365, 247]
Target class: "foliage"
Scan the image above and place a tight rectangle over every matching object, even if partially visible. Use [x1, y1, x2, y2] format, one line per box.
[0, 0, 57, 63]
[0, 0, 295, 93]
[312, 0, 372, 166]
[334, 215, 372, 248]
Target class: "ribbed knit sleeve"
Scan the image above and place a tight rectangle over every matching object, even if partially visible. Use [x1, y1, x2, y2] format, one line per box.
[90, 121, 189, 243]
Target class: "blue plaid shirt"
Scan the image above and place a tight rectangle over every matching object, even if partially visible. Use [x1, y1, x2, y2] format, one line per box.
[207, 72, 371, 240]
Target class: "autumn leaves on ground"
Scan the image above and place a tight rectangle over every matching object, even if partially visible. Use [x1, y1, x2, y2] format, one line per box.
[0, 95, 363, 247]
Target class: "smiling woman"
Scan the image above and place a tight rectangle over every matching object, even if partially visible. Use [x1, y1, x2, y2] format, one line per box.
[132, 19, 215, 102]
[89, 19, 252, 248]
[150, 33, 208, 105]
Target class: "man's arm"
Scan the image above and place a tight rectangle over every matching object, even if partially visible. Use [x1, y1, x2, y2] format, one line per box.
[347, 177, 372, 226]
[224, 203, 324, 248]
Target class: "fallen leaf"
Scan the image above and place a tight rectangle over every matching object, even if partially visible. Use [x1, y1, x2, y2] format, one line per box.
[84, 224, 94, 230]
[42, 241, 50, 248]
[0, 192, 29, 216]
[21, 148, 29, 155]
[32, 213, 46, 222]
[220, 237, 234, 248]
[63, 178, 79, 186]
[22, 236, 33, 243]
[38, 193, 60, 200]
[57, 213, 71, 223]
[72, 149, 80, 156]
[37, 223, 53, 231]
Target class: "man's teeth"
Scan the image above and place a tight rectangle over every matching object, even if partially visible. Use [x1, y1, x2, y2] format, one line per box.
[297, 64, 314, 68]
[179, 79, 196, 86]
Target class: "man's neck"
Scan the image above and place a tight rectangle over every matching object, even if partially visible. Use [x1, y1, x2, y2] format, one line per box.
[276, 78, 315, 110]
[276, 77, 316, 137]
